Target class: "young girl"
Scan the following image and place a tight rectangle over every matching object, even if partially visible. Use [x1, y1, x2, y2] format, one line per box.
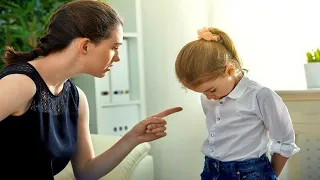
[175, 27, 300, 180]
[0, 1, 182, 179]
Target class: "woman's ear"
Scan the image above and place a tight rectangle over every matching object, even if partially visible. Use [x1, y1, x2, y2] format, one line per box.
[77, 38, 92, 55]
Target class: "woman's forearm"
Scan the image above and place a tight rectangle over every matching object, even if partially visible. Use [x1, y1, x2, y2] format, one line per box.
[76, 134, 139, 180]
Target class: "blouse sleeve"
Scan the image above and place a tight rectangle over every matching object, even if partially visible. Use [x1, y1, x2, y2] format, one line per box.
[255, 87, 300, 157]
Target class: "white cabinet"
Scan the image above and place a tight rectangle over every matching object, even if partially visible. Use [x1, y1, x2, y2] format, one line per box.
[97, 105, 140, 136]
[276, 89, 320, 180]
[110, 39, 130, 102]
[72, 0, 146, 136]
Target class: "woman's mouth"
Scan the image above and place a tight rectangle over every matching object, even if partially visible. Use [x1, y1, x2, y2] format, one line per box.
[104, 64, 113, 71]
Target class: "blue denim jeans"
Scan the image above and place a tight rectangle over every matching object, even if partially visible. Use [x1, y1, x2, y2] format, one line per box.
[200, 154, 277, 180]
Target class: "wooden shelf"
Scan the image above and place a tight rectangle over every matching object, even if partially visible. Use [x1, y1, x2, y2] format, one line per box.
[275, 89, 320, 101]
[277, 90, 320, 180]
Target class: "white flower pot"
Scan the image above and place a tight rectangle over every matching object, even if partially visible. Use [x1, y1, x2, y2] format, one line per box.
[304, 63, 320, 88]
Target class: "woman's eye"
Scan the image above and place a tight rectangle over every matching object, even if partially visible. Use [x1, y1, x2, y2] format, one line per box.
[210, 89, 216, 92]
[112, 47, 119, 50]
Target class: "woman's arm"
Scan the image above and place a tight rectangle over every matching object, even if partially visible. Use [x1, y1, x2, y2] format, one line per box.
[0, 74, 36, 121]
[71, 86, 182, 180]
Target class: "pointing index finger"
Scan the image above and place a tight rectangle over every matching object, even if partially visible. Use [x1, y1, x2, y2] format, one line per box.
[152, 107, 183, 118]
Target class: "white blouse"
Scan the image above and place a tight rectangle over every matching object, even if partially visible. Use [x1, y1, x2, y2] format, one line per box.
[200, 75, 300, 161]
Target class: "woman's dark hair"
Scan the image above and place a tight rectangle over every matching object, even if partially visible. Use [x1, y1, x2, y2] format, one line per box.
[3, 0, 123, 64]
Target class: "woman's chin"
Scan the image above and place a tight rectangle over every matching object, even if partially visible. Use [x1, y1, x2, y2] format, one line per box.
[87, 68, 111, 78]
[94, 71, 109, 78]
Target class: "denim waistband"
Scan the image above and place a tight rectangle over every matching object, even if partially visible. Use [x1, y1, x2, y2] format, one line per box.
[204, 154, 270, 173]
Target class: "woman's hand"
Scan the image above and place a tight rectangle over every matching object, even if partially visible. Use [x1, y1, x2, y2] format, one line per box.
[125, 107, 183, 144]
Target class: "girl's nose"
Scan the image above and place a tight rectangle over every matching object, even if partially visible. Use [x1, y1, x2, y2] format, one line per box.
[205, 94, 216, 100]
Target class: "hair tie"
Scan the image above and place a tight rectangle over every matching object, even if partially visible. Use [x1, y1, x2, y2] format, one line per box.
[197, 27, 221, 42]
[29, 50, 37, 59]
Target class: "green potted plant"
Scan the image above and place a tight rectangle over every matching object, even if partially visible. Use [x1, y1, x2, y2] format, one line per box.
[304, 48, 320, 88]
[0, 0, 70, 70]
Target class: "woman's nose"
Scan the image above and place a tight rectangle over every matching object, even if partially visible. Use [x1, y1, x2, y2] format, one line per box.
[113, 55, 120, 62]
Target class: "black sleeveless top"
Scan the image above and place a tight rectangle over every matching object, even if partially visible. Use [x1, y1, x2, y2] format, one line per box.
[0, 62, 79, 179]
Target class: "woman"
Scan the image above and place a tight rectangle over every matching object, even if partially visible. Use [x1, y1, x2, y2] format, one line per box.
[0, 0, 182, 179]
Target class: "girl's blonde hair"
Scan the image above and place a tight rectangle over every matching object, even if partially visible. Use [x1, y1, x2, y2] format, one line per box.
[175, 27, 243, 87]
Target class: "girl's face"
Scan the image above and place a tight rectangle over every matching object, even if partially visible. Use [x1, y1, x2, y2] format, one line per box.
[185, 65, 240, 100]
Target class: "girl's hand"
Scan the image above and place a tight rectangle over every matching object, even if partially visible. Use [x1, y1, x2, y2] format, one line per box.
[125, 107, 183, 144]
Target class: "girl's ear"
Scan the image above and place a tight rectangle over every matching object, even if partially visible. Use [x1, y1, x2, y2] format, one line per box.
[225, 63, 236, 76]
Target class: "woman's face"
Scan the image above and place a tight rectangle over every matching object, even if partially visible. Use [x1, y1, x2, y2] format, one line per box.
[82, 24, 123, 77]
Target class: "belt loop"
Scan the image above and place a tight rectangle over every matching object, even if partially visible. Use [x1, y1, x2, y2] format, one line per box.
[205, 157, 210, 171]
[213, 160, 220, 173]
[232, 162, 237, 174]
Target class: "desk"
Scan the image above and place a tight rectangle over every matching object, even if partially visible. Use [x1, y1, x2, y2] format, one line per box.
[276, 89, 320, 180]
